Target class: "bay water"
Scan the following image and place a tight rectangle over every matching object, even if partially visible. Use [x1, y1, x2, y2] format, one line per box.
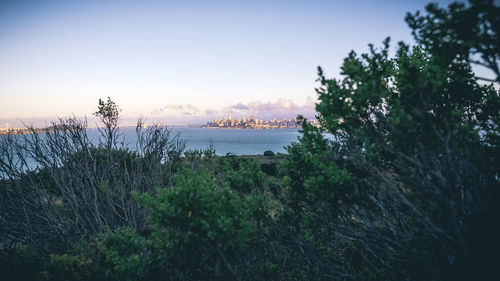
[90, 126, 302, 156]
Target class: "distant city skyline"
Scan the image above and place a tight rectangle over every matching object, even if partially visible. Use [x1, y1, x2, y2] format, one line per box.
[0, 0, 455, 124]
[202, 114, 319, 129]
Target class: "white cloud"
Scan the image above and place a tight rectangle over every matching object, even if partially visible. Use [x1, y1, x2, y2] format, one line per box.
[165, 104, 184, 110]
[186, 104, 201, 112]
[147, 97, 317, 122]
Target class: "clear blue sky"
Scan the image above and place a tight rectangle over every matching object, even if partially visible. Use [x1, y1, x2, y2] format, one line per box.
[0, 0, 454, 125]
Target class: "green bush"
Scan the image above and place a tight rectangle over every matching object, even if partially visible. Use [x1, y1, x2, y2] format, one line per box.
[45, 253, 96, 281]
[218, 157, 268, 194]
[260, 162, 278, 176]
[140, 169, 253, 260]
[263, 150, 275, 157]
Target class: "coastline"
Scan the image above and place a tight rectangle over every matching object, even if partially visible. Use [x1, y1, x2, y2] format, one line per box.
[201, 126, 301, 130]
[0, 128, 52, 135]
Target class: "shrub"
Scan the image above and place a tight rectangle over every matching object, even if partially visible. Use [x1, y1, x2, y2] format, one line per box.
[0, 105, 185, 252]
[260, 163, 278, 176]
[263, 150, 275, 157]
[218, 157, 268, 194]
[135, 169, 256, 280]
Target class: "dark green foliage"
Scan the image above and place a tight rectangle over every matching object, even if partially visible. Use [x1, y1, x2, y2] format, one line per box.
[40, 169, 261, 281]
[263, 150, 275, 156]
[92, 228, 150, 281]
[218, 156, 268, 194]
[94, 97, 120, 123]
[281, 119, 367, 229]
[45, 253, 97, 281]
[137, 169, 255, 274]
[280, 1, 500, 279]
[183, 145, 217, 171]
[184, 149, 203, 170]
[260, 151, 279, 176]
[405, 0, 500, 178]
[260, 162, 277, 176]
[406, 0, 500, 83]
[94, 97, 121, 150]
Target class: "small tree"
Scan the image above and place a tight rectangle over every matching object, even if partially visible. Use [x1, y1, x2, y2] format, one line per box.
[94, 97, 121, 150]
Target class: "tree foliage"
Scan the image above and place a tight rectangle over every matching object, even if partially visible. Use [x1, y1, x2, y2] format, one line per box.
[406, 0, 500, 82]
[93, 97, 121, 150]
[281, 1, 500, 279]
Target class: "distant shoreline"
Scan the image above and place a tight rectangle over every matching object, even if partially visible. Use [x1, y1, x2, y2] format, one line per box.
[0, 128, 53, 135]
[201, 127, 300, 130]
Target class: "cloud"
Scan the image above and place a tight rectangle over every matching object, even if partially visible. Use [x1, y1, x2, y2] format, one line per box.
[230, 103, 249, 110]
[164, 104, 184, 110]
[205, 108, 219, 115]
[150, 104, 185, 115]
[220, 98, 316, 120]
[277, 99, 298, 110]
[245, 99, 299, 112]
[146, 97, 317, 122]
[150, 108, 163, 115]
[306, 96, 316, 107]
[247, 101, 272, 111]
[186, 104, 201, 112]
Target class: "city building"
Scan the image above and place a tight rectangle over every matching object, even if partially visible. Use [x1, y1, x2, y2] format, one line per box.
[202, 115, 318, 129]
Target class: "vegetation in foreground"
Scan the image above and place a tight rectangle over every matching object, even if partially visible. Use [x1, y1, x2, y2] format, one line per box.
[1, 1, 499, 280]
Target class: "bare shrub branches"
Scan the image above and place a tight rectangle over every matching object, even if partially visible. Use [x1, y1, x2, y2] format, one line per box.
[0, 116, 185, 252]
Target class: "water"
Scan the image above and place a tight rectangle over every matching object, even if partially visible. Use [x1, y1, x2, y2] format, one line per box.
[89, 127, 302, 156]
[0, 127, 302, 178]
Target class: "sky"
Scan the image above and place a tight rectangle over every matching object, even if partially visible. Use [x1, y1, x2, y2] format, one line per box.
[0, 0, 455, 126]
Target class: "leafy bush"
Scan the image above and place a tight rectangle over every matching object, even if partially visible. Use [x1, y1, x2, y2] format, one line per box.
[260, 162, 278, 176]
[263, 150, 275, 157]
[136, 169, 256, 279]
[45, 253, 96, 281]
[218, 156, 269, 194]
